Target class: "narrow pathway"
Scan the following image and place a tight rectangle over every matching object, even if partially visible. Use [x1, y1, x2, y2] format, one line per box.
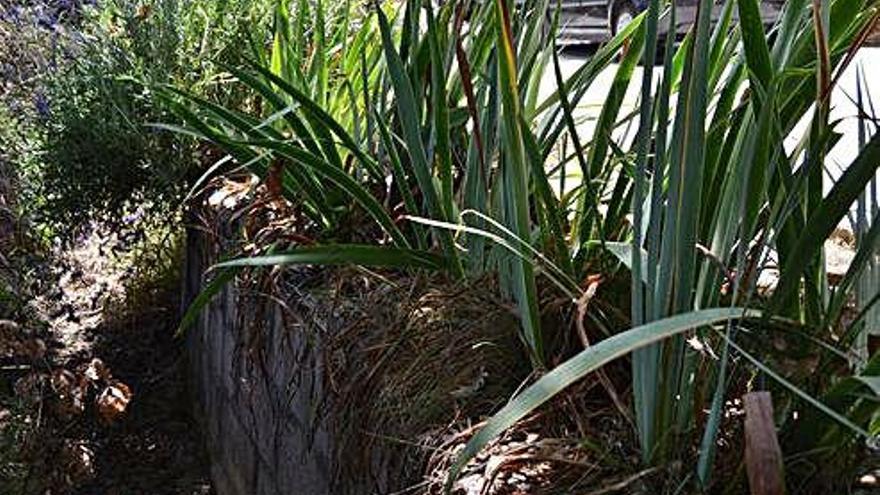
[2, 224, 214, 494]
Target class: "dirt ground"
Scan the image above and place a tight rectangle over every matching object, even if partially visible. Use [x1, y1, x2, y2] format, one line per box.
[1, 225, 214, 494]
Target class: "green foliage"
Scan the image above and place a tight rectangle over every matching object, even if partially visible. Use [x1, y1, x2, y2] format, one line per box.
[162, 0, 880, 489]
[1, 0, 273, 236]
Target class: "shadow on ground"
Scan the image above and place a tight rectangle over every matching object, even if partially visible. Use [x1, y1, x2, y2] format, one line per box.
[69, 274, 213, 495]
[1, 223, 214, 495]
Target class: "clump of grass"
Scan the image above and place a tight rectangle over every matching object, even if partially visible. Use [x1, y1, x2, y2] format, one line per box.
[322, 273, 526, 491]
[166, 0, 880, 490]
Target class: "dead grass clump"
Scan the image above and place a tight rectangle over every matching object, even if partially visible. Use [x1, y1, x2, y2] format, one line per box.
[319, 272, 528, 492]
[309, 271, 649, 494]
[414, 376, 645, 495]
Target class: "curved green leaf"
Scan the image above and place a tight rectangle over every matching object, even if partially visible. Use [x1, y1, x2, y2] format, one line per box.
[445, 307, 760, 491]
[772, 131, 880, 313]
[213, 244, 446, 270]
[175, 268, 238, 337]
[243, 139, 410, 248]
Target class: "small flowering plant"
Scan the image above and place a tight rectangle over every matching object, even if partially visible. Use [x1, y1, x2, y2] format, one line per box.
[2, 0, 277, 237]
[0, 1, 95, 122]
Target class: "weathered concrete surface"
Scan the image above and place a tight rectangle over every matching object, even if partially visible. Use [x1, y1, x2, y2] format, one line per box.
[182, 217, 338, 495]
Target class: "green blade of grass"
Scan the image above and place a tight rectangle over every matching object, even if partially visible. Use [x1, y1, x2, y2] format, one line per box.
[243, 62, 386, 182]
[427, 7, 455, 220]
[571, 18, 645, 259]
[376, 6, 464, 277]
[631, 0, 661, 459]
[494, 0, 543, 367]
[648, 0, 715, 461]
[158, 85, 334, 224]
[827, 216, 880, 328]
[737, 0, 773, 98]
[519, 115, 574, 276]
[223, 63, 326, 160]
[444, 308, 760, 492]
[407, 214, 581, 298]
[772, 132, 880, 313]
[375, 114, 420, 222]
[721, 330, 874, 440]
[175, 268, 238, 337]
[243, 139, 411, 248]
[176, 245, 445, 338]
[213, 244, 447, 270]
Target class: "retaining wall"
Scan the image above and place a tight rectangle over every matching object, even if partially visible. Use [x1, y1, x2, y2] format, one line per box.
[182, 219, 341, 495]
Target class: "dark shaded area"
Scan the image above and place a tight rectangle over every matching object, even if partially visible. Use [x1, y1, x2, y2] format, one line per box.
[0, 219, 214, 494]
[69, 259, 214, 495]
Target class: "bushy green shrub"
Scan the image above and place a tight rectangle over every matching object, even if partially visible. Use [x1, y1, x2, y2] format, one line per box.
[1, 0, 272, 237]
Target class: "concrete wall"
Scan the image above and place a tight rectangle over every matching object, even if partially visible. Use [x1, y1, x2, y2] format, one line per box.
[182, 219, 343, 495]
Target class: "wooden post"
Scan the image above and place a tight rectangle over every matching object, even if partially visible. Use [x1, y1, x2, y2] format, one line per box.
[744, 391, 785, 495]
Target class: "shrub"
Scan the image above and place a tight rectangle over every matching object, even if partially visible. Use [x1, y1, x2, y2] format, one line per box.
[1, 0, 273, 237]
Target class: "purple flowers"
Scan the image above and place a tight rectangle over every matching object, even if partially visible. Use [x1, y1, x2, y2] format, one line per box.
[0, 5, 24, 25]
[1, 0, 93, 32]
[122, 208, 144, 225]
[37, 9, 58, 29]
[1, 0, 95, 118]
[34, 92, 51, 118]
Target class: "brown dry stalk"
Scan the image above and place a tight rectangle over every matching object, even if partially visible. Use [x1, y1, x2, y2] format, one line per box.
[575, 275, 632, 426]
[743, 391, 785, 495]
[454, 0, 486, 179]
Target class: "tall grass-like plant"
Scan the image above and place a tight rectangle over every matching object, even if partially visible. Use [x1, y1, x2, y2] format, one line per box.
[163, 0, 566, 363]
[850, 64, 879, 369]
[166, 0, 880, 489]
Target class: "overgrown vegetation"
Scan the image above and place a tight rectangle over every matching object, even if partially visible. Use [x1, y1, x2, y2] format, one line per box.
[165, 0, 880, 490]
[0, 0, 272, 236]
[1, 2, 232, 491]
[2, 0, 878, 491]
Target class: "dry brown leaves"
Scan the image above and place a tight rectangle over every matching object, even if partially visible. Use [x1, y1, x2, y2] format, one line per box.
[13, 357, 132, 425]
[96, 380, 133, 423]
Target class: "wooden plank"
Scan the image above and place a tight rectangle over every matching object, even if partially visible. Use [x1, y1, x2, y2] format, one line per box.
[743, 391, 786, 495]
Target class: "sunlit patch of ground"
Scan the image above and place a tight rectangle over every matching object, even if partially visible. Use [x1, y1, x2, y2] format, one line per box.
[2, 221, 213, 494]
